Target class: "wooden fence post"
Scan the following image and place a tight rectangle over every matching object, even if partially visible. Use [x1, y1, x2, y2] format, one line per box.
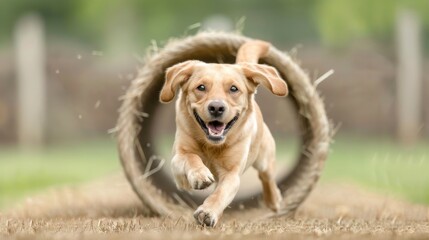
[395, 9, 422, 145]
[14, 14, 46, 148]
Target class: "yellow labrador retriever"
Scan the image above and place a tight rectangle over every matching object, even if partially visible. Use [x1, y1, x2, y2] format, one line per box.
[160, 40, 288, 227]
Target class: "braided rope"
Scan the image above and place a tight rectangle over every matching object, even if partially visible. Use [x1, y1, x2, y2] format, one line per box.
[116, 31, 331, 217]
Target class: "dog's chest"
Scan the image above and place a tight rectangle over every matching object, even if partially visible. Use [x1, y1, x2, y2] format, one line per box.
[199, 137, 257, 175]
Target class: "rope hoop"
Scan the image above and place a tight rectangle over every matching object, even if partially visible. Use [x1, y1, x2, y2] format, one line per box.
[116, 32, 331, 217]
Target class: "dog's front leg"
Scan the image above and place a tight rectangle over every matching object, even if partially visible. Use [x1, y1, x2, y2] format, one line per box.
[194, 171, 240, 227]
[171, 153, 215, 191]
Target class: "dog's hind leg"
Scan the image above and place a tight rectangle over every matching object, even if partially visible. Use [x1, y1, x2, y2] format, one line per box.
[257, 167, 282, 211]
[253, 135, 283, 211]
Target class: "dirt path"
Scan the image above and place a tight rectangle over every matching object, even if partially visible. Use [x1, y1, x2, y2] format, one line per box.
[1, 174, 428, 239]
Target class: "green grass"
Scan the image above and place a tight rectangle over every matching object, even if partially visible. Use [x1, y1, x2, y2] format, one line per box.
[0, 136, 428, 210]
[321, 136, 429, 204]
[0, 139, 120, 208]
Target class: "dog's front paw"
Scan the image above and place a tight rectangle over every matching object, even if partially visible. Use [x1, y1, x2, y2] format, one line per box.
[193, 206, 218, 227]
[187, 167, 215, 190]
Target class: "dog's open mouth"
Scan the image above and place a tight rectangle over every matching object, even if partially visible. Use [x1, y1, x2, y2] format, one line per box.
[193, 111, 239, 142]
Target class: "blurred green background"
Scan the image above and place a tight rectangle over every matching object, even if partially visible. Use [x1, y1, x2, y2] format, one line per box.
[0, 0, 428, 209]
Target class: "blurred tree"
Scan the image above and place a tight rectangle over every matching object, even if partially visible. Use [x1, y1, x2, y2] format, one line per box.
[0, 0, 80, 45]
[315, 0, 429, 49]
[0, 0, 320, 50]
[315, 0, 427, 143]
[4, 0, 429, 50]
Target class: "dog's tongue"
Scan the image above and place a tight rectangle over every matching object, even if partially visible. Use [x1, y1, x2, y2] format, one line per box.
[207, 121, 226, 136]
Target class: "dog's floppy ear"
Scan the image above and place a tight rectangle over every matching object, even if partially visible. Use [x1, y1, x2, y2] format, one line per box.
[160, 60, 202, 103]
[240, 63, 288, 97]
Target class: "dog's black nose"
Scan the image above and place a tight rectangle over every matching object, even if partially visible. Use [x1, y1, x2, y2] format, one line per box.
[208, 101, 225, 117]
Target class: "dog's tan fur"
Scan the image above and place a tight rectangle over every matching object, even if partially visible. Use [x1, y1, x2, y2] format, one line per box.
[160, 41, 287, 227]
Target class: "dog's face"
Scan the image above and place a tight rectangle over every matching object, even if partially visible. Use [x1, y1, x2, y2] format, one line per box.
[160, 60, 288, 144]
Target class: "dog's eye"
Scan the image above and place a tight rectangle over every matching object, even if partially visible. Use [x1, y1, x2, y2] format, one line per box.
[196, 85, 206, 91]
[230, 85, 239, 93]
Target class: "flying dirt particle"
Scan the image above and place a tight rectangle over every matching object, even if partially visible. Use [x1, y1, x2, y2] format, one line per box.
[107, 127, 118, 134]
[55, 69, 60, 74]
[336, 216, 343, 225]
[94, 100, 101, 109]
[146, 143, 151, 147]
[187, 22, 202, 32]
[78, 114, 82, 119]
[77, 54, 82, 60]
[141, 112, 149, 118]
[139, 155, 166, 179]
[314, 69, 334, 88]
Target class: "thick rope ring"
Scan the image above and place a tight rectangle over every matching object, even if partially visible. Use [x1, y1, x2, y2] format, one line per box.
[116, 32, 331, 217]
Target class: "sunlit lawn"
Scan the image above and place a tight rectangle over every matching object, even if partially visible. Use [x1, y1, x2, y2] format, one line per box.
[321, 136, 429, 204]
[0, 139, 120, 208]
[0, 136, 428, 209]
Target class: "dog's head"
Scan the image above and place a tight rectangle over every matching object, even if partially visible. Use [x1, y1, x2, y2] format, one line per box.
[160, 60, 288, 144]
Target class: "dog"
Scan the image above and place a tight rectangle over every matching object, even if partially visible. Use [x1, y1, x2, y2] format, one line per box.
[159, 40, 288, 227]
